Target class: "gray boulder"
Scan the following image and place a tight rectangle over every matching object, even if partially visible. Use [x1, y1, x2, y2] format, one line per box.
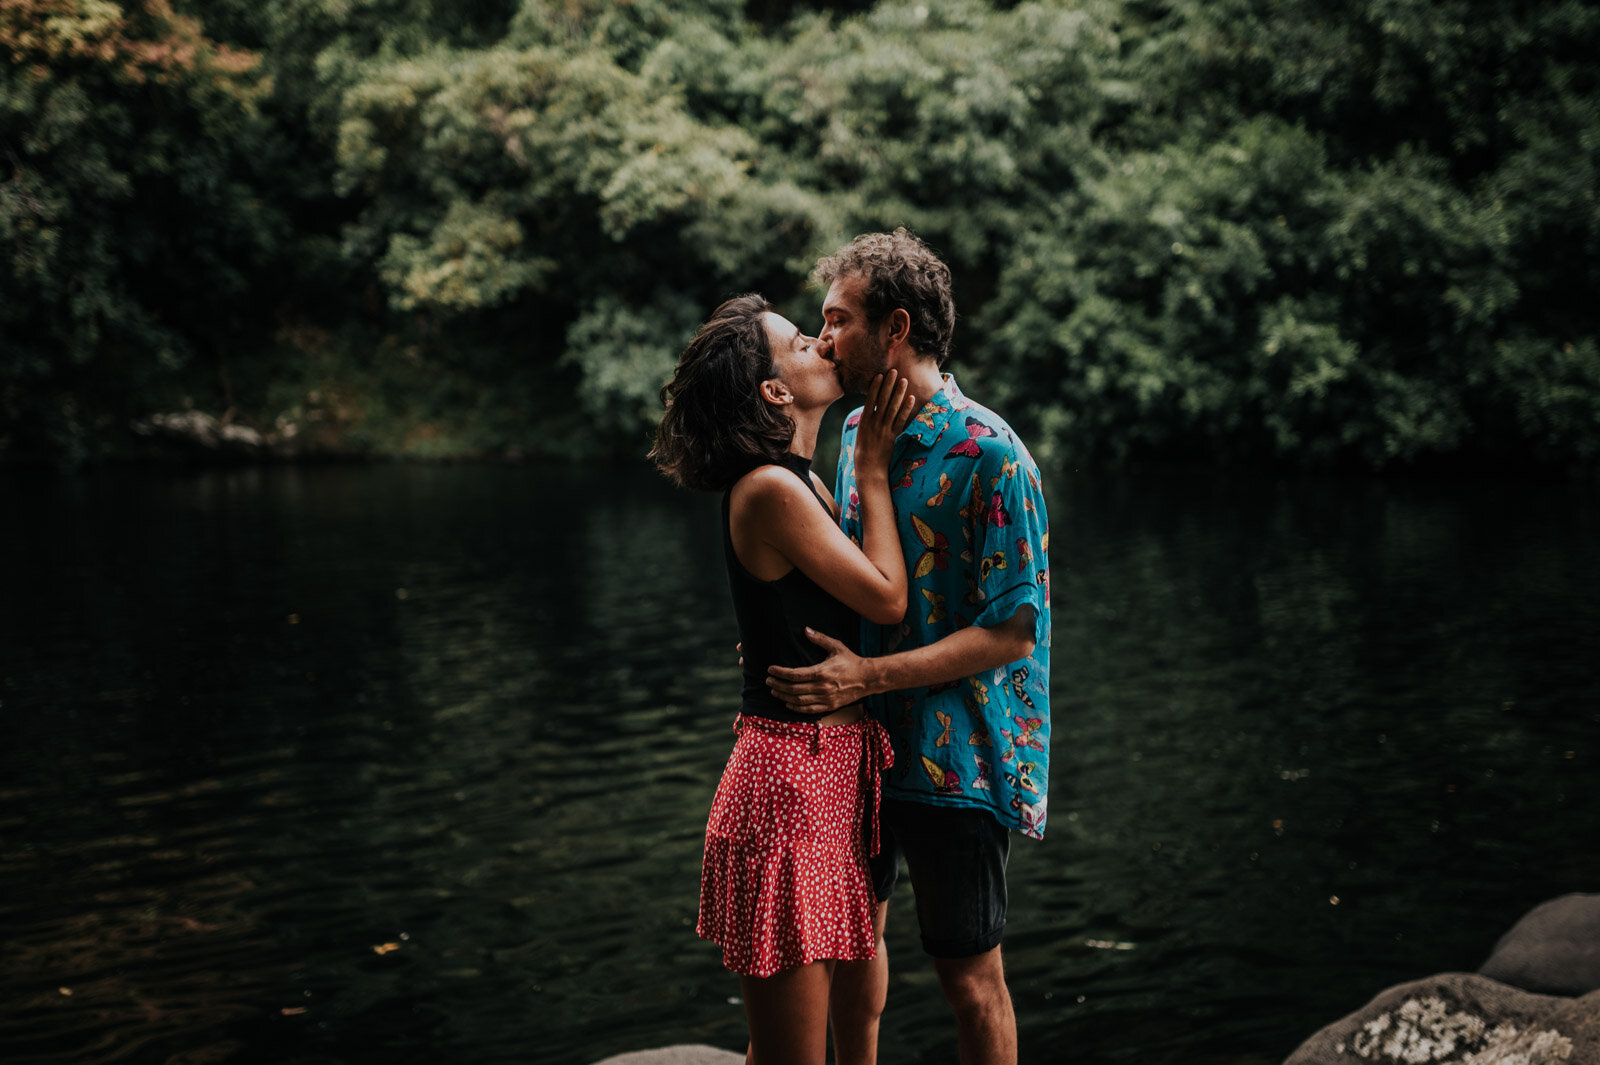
[1480, 894, 1600, 996]
[1284, 973, 1600, 1065]
[590, 1047, 743, 1065]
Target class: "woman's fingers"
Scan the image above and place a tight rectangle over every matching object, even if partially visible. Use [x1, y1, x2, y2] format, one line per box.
[868, 369, 902, 417]
[886, 375, 907, 410]
[889, 376, 910, 420]
[863, 371, 905, 434]
[864, 371, 885, 415]
[857, 370, 909, 466]
[900, 376, 918, 423]
[894, 391, 918, 431]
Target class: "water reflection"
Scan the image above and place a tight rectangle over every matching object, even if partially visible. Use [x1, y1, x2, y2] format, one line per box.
[0, 464, 1595, 1065]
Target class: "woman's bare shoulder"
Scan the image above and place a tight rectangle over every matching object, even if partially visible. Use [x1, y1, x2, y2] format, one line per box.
[732, 462, 794, 489]
[734, 465, 837, 536]
[730, 464, 808, 507]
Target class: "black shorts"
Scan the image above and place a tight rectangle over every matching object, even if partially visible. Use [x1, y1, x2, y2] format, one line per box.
[869, 797, 1010, 958]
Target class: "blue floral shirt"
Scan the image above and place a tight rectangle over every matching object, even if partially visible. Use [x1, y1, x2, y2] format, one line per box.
[836, 375, 1051, 839]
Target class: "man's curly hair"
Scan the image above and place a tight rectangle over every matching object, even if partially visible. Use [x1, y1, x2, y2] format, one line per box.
[812, 227, 956, 366]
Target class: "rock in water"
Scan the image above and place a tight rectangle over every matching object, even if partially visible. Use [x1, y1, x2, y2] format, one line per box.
[1480, 894, 1600, 996]
[590, 1047, 744, 1065]
[1283, 973, 1600, 1065]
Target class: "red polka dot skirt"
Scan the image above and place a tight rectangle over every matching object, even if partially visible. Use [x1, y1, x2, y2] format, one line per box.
[697, 714, 893, 978]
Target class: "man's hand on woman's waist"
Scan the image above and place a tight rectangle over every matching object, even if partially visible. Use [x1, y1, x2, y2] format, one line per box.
[767, 608, 1036, 716]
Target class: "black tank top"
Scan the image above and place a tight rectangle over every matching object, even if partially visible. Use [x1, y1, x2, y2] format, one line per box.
[724, 454, 861, 723]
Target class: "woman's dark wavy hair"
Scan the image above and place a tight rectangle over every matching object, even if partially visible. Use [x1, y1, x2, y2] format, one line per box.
[650, 294, 796, 492]
[812, 226, 956, 366]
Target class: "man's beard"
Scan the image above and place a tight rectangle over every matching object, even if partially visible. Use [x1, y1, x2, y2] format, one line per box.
[842, 331, 890, 394]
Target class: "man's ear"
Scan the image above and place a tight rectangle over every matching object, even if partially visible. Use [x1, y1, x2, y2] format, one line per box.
[885, 308, 911, 352]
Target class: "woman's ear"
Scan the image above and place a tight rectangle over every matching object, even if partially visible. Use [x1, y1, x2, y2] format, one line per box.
[760, 378, 794, 406]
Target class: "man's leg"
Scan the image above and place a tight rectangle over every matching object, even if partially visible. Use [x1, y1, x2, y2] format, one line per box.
[829, 900, 890, 1065]
[932, 944, 1016, 1065]
[890, 798, 1016, 1065]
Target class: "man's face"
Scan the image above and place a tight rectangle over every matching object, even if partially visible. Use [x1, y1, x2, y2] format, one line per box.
[819, 273, 889, 394]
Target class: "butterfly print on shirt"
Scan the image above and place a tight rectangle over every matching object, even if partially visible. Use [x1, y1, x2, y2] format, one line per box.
[945, 416, 998, 458]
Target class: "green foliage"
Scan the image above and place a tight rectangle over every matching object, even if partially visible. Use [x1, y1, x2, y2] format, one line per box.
[747, 0, 1115, 261]
[983, 117, 1336, 464]
[560, 292, 705, 443]
[979, 0, 1600, 470]
[331, 32, 802, 295]
[0, 0, 277, 460]
[3, 0, 1597, 470]
[378, 198, 554, 313]
[1477, 337, 1600, 466]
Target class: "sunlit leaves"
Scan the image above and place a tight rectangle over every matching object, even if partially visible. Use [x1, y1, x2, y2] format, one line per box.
[0, 0, 260, 88]
[597, 110, 755, 240]
[750, 0, 1115, 260]
[332, 37, 773, 317]
[379, 198, 553, 312]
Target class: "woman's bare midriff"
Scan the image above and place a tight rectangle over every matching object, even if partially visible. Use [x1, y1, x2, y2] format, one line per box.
[815, 704, 865, 727]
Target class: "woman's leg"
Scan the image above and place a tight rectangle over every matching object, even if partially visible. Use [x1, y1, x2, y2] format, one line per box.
[829, 900, 889, 1065]
[740, 959, 836, 1065]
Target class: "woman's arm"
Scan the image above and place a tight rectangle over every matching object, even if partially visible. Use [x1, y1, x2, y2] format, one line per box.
[848, 371, 915, 622]
[734, 373, 915, 625]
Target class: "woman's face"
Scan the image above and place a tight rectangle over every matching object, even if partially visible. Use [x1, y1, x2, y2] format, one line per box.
[762, 312, 840, 411]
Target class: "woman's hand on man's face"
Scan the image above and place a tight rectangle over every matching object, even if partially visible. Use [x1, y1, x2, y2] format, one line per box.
[854, 370, 915, 475]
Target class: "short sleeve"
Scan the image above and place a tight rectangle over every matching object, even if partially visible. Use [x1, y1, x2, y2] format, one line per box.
[970, 441, 1049, 646]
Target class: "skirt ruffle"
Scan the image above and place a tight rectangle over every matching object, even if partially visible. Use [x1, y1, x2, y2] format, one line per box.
[695, 715, 892, 978]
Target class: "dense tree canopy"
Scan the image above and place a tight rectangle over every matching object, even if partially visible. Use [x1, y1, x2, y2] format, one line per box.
[2, 0, 1596, 469]
[0, 0, 274, 460]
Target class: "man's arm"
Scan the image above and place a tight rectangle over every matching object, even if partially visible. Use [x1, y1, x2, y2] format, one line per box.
[766, 607, 1036, 714]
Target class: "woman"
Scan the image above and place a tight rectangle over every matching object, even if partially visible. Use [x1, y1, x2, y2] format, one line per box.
[651, 294, 915, 1065]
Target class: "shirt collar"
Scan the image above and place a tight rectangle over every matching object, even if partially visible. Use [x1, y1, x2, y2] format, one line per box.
[903, 373, 967, 447]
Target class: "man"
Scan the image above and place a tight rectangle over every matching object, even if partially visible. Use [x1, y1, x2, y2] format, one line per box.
[767, 228, 1051, 1065]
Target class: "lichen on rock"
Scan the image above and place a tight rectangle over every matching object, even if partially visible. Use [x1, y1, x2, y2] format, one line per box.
[1334, 996, 1572, 1065]
[1464, 1028, 1575, 1065]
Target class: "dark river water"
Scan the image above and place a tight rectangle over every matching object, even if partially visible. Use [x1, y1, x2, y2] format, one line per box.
[2, 461, 1596, 1065]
